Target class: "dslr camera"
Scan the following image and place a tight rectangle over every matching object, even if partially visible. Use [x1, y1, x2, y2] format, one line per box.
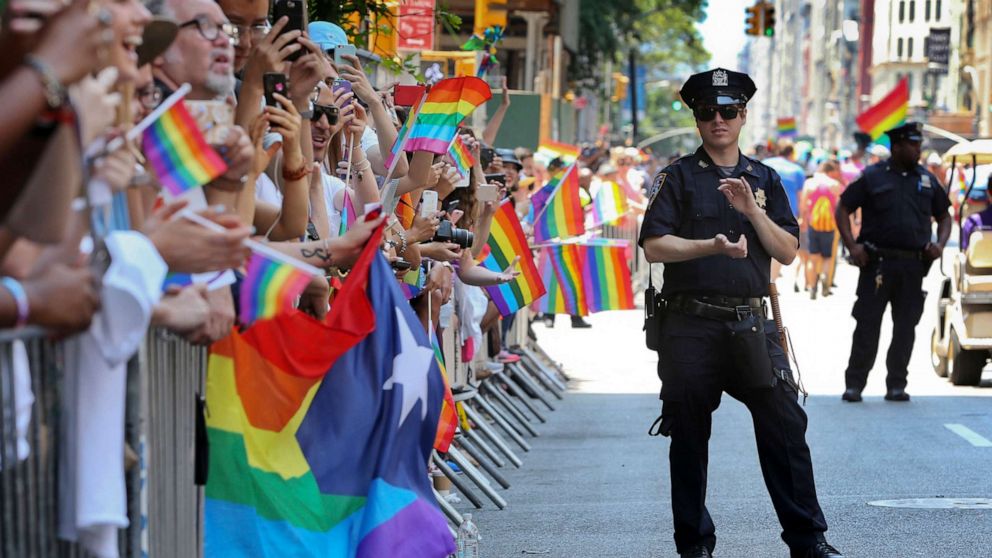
[433, 216, 474, 249]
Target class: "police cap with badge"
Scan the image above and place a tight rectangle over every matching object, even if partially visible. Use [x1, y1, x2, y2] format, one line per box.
[679, 67, 757, 120]
[884, 122, 924, 143]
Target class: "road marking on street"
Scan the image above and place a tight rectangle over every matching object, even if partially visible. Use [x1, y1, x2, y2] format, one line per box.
[944, 424, 992, 447]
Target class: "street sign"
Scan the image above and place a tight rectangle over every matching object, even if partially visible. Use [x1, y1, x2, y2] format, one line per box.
[925, 27, 951, 72]
[397, 0, 435, 51]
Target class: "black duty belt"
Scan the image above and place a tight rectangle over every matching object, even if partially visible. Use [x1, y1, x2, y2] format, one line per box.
[864, 242, 925, 261]
[668, 294, 767, 322]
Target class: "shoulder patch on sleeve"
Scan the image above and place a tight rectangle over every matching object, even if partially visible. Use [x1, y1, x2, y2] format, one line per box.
[648, 173, 667, 209]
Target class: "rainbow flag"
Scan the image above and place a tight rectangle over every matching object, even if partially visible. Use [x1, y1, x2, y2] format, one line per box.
[405, 77, 492, 154]
[446, 134, 475, 178]
[536, 140, 580, 165]
[238, 242, 320, 325]
[856, 77, 909, 146]
[400, 267, 423, 300]
[776, 117, 798, 138]
[142, 100, 228, 197]
[480, 200, 546, 316]
[590, 180, 628, 227]
[534, 165, 585, 243]
[582, 240, 634, 313]
[430, 328, 458, 453]
[544, 243, 589, 316]
[338, 189, 357, 237]
[536, 249, 564, 314]
[205, 228, 454, 558]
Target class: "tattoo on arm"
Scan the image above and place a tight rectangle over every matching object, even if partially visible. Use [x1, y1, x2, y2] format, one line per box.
[300, 247, 333, 264]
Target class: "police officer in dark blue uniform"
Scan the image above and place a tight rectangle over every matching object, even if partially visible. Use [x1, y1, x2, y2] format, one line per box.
[836, 122, 951, 402]
[639, 69, 842, 558]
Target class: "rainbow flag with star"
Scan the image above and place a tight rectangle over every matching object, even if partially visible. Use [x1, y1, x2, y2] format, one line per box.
[856, 77, 908, 147]
[533, 164, 585, 243]
[238, 242, 320, 326]
[480, 200, 546, 316]
[142, 99, 228, 198]
[405, 77, 492, 154]
[446, 134, 475, 178]
[206, 225, 454, 558]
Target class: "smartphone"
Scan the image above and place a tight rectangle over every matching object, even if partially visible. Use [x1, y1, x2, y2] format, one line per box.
[391, 259, 412, 271]
[333, 44, 357, 67]
[185, 100, 233, 144]
[420, 190, 439, 218]
[271, 0, 307, 61]
[263, 73, 288, 107]
[477, 184, 499, 202]
[332, 78, 353, 106]
[393, 84, 426, 107]
[484, 173, 507, 188]
[480, 147, 495, 169]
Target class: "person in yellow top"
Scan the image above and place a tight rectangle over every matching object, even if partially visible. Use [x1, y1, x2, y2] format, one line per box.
[799, 161, 843, 298]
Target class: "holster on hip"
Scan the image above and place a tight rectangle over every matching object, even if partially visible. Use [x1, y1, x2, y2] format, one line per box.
[726, 315, 775, 390]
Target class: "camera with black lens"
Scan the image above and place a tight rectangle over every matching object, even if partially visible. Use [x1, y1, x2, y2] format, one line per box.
[433, 218, 474, 249]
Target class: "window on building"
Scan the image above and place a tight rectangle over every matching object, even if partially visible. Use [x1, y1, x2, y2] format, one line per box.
[925, 0, 931, 21]
[909, 0, 915, 22]
[897, 38, 904, 58]
[908, 37, 914, 58]
[936, 0, 941, 20]
[899, 1, 905, 22]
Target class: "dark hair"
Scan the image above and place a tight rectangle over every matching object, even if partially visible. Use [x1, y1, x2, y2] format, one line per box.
[778, 144, 794, 158]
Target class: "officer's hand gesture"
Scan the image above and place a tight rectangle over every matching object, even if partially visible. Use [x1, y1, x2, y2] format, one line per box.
[848, 244, 870, 267]
[718, 177, 759, 218]
[714, 233, 748, 259]
[924, 242, 943, 261]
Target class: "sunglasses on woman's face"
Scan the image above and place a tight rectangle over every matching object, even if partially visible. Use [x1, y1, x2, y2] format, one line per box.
[694, 105, 743, 122]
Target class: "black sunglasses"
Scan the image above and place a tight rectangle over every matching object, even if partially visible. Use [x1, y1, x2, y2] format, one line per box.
[311, 103, 339, 124]
[694, 105, 744, 122]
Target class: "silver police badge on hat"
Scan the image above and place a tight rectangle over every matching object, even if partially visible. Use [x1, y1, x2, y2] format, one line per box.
[712, 69, 728, 87]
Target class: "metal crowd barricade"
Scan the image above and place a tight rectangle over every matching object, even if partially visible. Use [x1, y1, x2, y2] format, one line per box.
[0, 327, 205, 558]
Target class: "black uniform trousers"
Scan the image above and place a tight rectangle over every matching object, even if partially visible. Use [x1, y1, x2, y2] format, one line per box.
[658, 311, 828, 554]
[844, 258, 928, 392]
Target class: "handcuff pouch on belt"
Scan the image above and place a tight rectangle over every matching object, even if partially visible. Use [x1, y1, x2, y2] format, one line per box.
[644, 264, 666, 352]
[726, 313, 776, 390]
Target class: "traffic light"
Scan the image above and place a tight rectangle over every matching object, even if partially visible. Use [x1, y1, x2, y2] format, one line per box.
[474, 0, 508, 36]
[762, 4, 776, 36]
[745, 4, 761, 36]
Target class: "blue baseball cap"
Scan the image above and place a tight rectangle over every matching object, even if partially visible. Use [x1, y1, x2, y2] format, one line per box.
[308, 21, 349, 51]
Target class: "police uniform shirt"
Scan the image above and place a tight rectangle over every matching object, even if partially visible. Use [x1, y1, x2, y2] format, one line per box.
[638, 147, 799, 298]
[839, 162, 950, 251]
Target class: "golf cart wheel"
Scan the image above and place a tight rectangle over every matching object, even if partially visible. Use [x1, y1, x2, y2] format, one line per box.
[948, 329, 986, 386]
[931, 326, 948, 377]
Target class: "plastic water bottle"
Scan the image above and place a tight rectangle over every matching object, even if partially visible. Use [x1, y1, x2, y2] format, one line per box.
[456, 513, 480, 558]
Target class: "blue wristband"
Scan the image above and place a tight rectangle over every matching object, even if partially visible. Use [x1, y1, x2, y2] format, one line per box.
[1, 277, 29, 328]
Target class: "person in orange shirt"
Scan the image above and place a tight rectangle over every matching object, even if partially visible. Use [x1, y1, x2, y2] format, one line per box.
[800, 161, 843, 298]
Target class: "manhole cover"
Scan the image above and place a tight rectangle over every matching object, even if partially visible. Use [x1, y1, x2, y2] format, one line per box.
[868, 498, 992, 510]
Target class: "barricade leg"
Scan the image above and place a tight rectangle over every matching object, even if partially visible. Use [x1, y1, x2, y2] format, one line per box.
[480, 381, 540, 437]
[493, 370, 547, 424]
[456, 436, 510, 489]
[446, 446, 506, 510]
[462, 426, 505, 468]
[513, 350, 566, 399]
[432, 451, 483, 509]
[433, 486, 463, 527]
[462, 402, 526, 462]
[507, 362, 556, 412]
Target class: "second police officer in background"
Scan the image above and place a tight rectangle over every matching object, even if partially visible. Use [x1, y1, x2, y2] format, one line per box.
[835, 122, 951, 403]
[639, 68, 843, 558]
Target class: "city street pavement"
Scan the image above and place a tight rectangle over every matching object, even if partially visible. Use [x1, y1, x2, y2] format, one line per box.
[469, 258, 992, 557]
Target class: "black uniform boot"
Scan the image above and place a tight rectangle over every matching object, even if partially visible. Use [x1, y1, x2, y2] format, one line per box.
[792, 539, 844, 557]
[679, 544, 713, 558]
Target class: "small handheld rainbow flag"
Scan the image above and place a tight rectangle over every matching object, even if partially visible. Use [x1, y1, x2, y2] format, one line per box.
[534, 164, 585, 243]
[430, 327, 458, 452]
[447, 134, 476, 177]
[536, 140, 580, 166]
[480, 200, 546, 316]
[545, 243, 589, 316]
[856, 77, 908, 147]
[590, 180, 629, 227]
[582, 240, 634, 313]
[238, 241, 321, 325]
[776, 117, 798, 138]
[142, 96, 227, 198]
[405, 77, 492, 154]
[384, 91, 425, 177]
